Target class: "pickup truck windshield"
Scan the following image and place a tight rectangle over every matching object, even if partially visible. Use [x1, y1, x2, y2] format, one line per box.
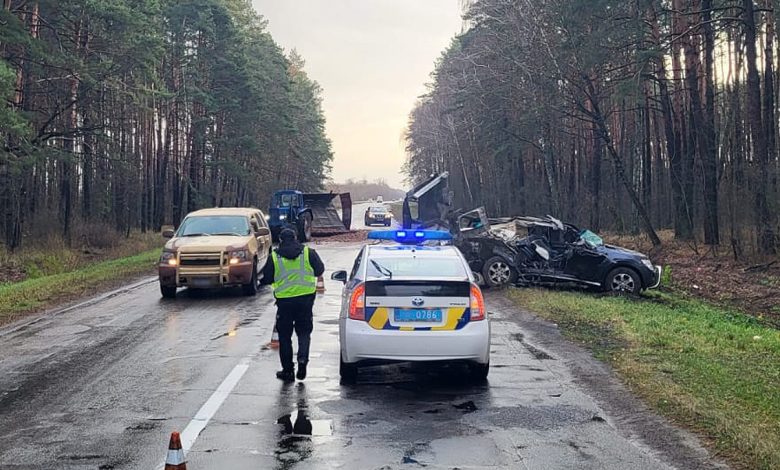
[178, 216, 251, 237]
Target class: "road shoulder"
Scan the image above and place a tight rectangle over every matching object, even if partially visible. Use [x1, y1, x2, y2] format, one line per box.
[490, 291, 728, 470]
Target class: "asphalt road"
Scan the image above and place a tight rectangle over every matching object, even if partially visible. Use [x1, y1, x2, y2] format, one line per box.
[0, 242, 722, 469]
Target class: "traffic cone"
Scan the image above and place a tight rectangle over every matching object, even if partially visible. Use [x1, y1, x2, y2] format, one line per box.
[164, 431, 187, 470]
[269, 323, 280, 349]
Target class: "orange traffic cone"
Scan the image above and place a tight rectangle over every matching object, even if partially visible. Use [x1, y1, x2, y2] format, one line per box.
[269, 323, 280, 349]
[164, 431, 187, 469]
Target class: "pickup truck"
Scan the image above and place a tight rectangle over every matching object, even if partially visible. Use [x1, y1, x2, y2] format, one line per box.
[158, 208, 272, 298]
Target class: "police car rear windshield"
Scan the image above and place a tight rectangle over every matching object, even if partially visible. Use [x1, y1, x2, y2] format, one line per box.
[366, 255, 467, 278]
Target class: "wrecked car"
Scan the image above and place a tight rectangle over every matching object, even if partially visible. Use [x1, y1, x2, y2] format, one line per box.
[452, 208, 662, 294]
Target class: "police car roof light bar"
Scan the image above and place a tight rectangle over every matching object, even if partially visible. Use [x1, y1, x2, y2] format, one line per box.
[367, 230, 452, 243]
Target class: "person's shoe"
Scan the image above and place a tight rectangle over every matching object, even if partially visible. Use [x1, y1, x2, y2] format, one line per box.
[296, 362, 307, 380]
[276, 369, 295, 382]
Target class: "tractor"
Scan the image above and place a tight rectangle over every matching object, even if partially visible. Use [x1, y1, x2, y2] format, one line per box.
[268, 190, 352, 242]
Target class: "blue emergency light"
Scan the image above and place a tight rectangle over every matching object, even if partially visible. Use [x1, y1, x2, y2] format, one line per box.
[367, 229, 452, 244]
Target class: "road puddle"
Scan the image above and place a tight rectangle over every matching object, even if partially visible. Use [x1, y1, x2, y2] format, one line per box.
[274, 407, 332, 468]
[276, 411, 332, 436]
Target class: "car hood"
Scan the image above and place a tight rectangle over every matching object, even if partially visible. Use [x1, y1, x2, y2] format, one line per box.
[165, 236, 250, 252]
[598, 244, 647, 259]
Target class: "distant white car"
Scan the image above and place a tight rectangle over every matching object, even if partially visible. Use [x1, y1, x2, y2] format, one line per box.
[331, 230, 490, 384]
[376, 195, 383, 203]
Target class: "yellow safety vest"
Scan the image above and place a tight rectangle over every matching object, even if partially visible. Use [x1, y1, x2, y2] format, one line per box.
[272, 246, 316, 298]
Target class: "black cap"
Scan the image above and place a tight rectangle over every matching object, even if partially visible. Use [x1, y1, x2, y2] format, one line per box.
[279, 228, 297, 243]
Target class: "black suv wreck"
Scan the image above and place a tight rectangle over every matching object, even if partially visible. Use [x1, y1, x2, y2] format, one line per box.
[452, 208, 662, 294]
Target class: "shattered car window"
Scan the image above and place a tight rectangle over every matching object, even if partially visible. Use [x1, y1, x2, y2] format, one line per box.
[580, 230, 604, 247]
[460, 215, 483, 230]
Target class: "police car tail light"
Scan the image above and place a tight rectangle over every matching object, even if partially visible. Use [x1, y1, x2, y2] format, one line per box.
[349, 283, 366, 320]
[470, 284, 486, 321]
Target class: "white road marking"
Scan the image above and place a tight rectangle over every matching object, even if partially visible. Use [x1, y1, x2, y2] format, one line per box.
[157, 357, 251, 469]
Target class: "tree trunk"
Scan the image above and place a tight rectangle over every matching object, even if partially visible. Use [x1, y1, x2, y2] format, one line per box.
[701, 0, 720, 245]
[590, 95, 661, 246]
[743, 0, 776, 254]
[670, 0, 694, 240]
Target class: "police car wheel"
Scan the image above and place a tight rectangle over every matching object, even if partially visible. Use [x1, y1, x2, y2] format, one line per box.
[340, 354, 358, 384]
[242, 260, 259, 296]
[469, 362, 489, 382]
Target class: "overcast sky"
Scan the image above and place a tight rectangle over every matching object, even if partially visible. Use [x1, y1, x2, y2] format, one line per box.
[251, 0, 463, 189]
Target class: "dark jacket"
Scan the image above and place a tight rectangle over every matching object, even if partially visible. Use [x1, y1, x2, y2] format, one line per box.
[261, 240, 325, 290]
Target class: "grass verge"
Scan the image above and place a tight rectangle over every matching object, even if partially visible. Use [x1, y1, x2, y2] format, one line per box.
[0, 249, 159, 325]
[507, 288, 780, 470]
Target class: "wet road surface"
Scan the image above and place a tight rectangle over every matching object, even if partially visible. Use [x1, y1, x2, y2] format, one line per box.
[0, 242, 722, 469]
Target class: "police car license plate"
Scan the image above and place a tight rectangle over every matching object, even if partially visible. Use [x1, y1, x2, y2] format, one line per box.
[394, 308, 442, 322]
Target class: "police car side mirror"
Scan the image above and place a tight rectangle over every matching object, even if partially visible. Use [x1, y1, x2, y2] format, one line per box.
[331, 270, 348, 283]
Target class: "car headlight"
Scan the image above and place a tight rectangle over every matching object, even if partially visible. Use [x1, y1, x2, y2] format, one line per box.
[229, 249, 249, 265]
[160, 251, 177, 266]
[279, 214, 287, 221]
[641, 258, 654, 270]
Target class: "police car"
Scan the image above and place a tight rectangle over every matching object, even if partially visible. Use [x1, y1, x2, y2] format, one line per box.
[331, 230, 490, 383]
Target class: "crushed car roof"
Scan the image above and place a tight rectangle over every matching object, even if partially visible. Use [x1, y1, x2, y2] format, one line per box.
[490, 215, 566, 230]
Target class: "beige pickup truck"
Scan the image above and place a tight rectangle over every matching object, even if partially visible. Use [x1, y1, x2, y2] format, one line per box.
[158, 208, 273, 298]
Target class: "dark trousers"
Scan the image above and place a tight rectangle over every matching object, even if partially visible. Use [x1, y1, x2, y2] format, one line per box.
[276, 294, 315, 372]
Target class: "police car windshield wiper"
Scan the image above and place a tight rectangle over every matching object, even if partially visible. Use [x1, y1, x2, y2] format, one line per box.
[370, 259, 393, 279]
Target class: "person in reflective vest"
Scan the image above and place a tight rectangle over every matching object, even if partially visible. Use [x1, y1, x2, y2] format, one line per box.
[262, 228, 325, 381]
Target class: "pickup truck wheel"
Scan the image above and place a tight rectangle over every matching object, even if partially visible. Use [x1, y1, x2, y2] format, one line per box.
[340, 354, 358, 384]
[160, 285, 177, 299]
[482, 257, 517, 288]
[606, 267, 641, 295]
[242, 259, 259, 296]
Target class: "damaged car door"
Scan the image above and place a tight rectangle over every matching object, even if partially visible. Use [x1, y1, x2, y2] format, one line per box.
[562, 231, 610, 285]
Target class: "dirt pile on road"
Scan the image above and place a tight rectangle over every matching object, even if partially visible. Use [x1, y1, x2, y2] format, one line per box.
[313, 230, 370, 243]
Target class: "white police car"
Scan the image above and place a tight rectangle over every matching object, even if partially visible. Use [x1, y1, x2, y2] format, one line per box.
[331, 230, 490, 383]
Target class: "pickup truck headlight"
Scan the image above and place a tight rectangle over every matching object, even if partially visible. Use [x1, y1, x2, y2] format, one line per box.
[278, 214, 287, 221]
[641, 258, 654, 270]
[160, 251, 177, 266]
[229, 249, 249, 265]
